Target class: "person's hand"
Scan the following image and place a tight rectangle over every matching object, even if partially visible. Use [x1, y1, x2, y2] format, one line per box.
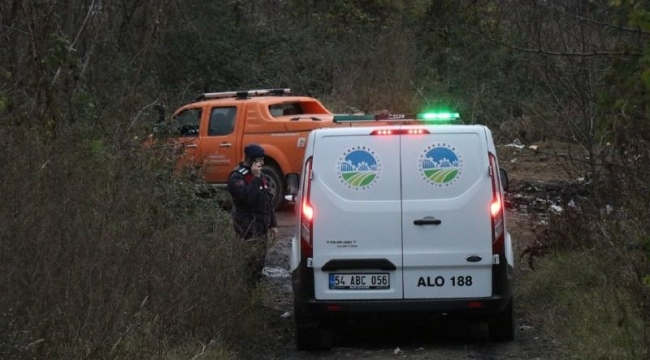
[268, 227, 278, 242]
[251, 160, 263, 177]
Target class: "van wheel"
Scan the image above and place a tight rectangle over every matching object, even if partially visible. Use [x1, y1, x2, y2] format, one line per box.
[296, 325, 322, 351]
[294, 300, 328, 351]
[488, 299, 515, 341]
[262, 165, 284, 210]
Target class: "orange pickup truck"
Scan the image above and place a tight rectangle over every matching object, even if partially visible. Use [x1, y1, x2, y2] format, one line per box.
[157, 88, 430, 209]
[159, 88, 341, 209]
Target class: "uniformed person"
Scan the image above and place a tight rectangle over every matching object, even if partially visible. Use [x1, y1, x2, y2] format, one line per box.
[227, 143, 278, 284]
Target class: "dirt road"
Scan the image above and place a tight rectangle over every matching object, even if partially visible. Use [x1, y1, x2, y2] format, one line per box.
[254, 210, 555, 360]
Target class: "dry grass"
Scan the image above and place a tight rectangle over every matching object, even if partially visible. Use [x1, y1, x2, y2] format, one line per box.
[518, 252, 647, 359]
[0, 127, 263, 359]
[516, 169, 650, 359]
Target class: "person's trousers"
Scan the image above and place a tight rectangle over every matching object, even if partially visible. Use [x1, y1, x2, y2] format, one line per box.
[243, 237, 268, 285]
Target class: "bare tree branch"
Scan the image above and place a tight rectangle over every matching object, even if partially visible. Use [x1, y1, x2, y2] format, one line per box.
[464, 26, 643, 57]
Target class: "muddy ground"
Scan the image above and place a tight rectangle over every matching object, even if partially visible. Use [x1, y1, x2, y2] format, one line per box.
[244, 140, 580, 360]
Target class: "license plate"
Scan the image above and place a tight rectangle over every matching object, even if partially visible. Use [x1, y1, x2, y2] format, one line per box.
[329, 273, 390, 290]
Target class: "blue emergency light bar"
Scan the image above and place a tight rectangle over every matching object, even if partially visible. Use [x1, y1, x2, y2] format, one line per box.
[332, 112, 460, 123]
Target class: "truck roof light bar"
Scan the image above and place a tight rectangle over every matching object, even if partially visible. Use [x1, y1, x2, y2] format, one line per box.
[195, 88, 291, 101]
[333, 113, 413, 123]
[333, 112, 460, 123]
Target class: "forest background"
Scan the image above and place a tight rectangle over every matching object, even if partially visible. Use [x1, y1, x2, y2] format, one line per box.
[1, 0, 650, 359]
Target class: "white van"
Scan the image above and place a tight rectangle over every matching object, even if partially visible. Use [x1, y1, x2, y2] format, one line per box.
[290, 114, 514, 350]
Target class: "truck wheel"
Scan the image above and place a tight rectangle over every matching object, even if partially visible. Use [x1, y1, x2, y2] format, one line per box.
[262, 165, 284, 210]
[488, 299, 515, 341]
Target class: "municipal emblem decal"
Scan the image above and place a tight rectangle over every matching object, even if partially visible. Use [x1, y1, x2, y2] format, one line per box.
[337, 146, 382, 190]
[419, 143, 463, 187]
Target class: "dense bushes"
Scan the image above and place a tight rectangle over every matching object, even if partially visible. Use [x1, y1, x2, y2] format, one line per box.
[518, 149, 650, 358]
[0, 127, 254, 359]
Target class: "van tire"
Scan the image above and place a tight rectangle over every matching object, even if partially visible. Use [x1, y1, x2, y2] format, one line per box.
[294, 299, 330, 351]
[488, 299, 515, 341]
[262, 165, 284, 210]
[296, 325, 322, 351]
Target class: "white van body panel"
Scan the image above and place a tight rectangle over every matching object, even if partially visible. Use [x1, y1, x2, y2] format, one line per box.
[400, 129, 492, 299]
[505, 232, 514, 266]
[310, 131, 403, 300]
[300, 125, 506, 301]
[290, 234, 301, 272]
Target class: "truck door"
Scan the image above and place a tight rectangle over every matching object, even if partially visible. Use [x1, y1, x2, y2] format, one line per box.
[400, 126, 493, 299]
[199, 106, 239, 183]
[310, 128, 403, 300]
[170, 107, 201, 171]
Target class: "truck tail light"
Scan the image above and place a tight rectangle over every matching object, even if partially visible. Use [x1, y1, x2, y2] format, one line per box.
[300, 158, 314, 258]
[489, 153, 505, 255]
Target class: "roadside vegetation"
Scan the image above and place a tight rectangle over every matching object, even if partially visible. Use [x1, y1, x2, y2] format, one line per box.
[1, 0, 649, 359]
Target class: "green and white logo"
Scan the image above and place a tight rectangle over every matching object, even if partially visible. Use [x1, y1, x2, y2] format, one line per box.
[337, 146, 382, 190]
[418, 143, 463, 187]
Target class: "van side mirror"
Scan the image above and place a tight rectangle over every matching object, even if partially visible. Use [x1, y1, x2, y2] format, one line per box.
[499, 168, 509, 193]
[285, 173, 300, 198]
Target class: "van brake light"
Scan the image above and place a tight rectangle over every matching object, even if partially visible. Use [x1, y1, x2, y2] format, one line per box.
[302, 201, 314, 222]
[489, 153, 505, 255]
[300, 158, 314, 257]
[490, 198, 502, 217]
[370, 129, 430, 135]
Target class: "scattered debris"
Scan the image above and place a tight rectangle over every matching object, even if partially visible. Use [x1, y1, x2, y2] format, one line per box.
[506, 139, 525, 149]
[263, 266, 290, 278]
[506, 180, 589, 216]
[520, 325, 535, 332]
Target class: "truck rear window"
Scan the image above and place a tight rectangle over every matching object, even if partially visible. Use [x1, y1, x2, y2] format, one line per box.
[269, 100, 330, 117]
[270, 103, 303, 117]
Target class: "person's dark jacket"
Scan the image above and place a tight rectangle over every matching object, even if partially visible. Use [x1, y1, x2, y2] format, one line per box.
[227, 163, 277, 239]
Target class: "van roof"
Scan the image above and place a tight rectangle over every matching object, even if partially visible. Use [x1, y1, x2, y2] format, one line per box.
[311, 124, 490, 136]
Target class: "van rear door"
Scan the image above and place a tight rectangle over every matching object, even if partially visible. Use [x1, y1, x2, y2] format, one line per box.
[310, 128, 403, 300]
[400, 125, 493, 299]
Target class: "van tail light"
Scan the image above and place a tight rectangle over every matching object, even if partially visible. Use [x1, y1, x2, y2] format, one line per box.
[489, 153, 505, 255]
[302, 201, 314, 222]
[300, 158, 314, 258]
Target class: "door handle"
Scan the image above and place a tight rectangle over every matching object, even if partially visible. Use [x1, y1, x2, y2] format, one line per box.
[322, 258, 396, 271]
[185, 144, 197, 148]
[220, 143, 232, 148]
[413, 217, 441, 226]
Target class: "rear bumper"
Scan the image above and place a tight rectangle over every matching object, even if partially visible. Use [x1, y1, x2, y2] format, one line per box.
[295, 295, 511, 315]
[292, 256, 514, 323]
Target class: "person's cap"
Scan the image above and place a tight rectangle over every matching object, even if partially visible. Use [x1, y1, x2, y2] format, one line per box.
[244, 143, 265, 159]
